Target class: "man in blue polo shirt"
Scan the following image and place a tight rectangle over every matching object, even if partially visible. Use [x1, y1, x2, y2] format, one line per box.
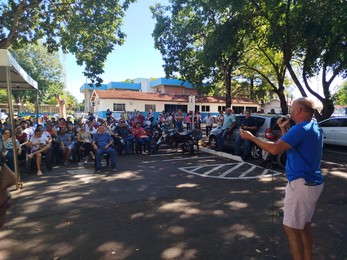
[215, 108, 236, 151]
[240, 97, 324, 260]
[93, 125, 117, 173]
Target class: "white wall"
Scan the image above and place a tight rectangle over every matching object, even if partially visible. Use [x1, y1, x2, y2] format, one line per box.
[94, 99, 165, 112]
[95, 98, 258, 114]
[134, 78, 151, 92]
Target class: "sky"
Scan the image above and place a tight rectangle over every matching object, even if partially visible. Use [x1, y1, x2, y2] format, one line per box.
[64, 0, 169, 102]
[63, 0, 345, 105]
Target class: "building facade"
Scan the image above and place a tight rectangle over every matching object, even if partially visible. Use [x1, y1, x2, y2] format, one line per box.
[81, 78, 259, 119]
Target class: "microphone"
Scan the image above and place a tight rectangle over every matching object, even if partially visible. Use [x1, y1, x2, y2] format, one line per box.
[279, 114, 291, 123]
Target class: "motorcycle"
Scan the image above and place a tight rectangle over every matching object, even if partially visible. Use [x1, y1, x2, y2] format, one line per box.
[166, 128, 203, 155]
[151, 125, 171, 154]
[151, 126, 203, 155]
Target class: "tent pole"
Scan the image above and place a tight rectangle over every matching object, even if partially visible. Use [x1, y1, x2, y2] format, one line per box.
[6, 67, 22, 190]
[36, 89, 39, 125]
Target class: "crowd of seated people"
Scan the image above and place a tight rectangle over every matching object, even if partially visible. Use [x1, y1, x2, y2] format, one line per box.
[0, 108, 206, 176]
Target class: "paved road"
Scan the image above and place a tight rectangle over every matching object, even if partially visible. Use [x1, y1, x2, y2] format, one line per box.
[1, 145, 346, 259]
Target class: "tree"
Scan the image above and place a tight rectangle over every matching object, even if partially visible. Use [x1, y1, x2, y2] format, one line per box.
[239, 35, 290, 114]
[10, 43, 64, 104]
[151, 0, 250, 107]
[0, 0, 136, 84]
[251, 0, 347, 120]
[0, 90, 7, 103]
[333, 81, 347, 106]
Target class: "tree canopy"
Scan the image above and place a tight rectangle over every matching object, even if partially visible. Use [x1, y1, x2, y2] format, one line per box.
[333, 81, 347, 107]
[252, 0, 347, 120]
[0, 0, 136, 84]
[10, 43, 63, 104]
[152, 0, 347, 119]
[0, 43, 79, 112]
[151, 0, 250, 108]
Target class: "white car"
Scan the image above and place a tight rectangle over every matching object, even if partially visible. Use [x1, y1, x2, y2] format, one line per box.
[318, 116, 347, 146]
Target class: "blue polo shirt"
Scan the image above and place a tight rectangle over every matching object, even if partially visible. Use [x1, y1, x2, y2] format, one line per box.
[222, 114, 236, 129]
[93, 132, 112, 148]
[281, 121, 324, 184]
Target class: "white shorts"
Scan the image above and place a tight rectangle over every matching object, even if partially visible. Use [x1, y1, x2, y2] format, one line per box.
[283, 178, 324, 230]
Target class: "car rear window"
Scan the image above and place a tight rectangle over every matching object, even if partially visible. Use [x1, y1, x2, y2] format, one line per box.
[319, 119, 338, 127]
[255, 118, 265, 127]
[271, 117, 281, 130]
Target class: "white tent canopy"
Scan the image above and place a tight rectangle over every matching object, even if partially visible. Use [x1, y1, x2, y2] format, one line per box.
[0, 49, 38, 189]
[0, 49, 38, 90]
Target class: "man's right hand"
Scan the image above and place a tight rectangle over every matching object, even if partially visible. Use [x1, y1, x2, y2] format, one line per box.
[277, 117, 289, 128]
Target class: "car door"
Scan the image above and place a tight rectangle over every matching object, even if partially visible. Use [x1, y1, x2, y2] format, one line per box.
[319, 118, 339, 145]
[334, 118, 347, 146]
[223, 115, 244, 148]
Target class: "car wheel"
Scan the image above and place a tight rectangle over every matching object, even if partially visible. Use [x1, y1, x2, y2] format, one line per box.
[251, 145, 262, 159]
[209, 136, 217, 149]
[277, 151, 287, 168]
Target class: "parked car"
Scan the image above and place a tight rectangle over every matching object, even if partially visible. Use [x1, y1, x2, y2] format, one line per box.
[318, 116, 347, 146]
[209, 114, 287, 167]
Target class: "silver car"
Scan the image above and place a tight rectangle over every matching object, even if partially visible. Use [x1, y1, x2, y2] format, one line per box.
[318, 116, 347, 146]
[209, 114, 287, 167]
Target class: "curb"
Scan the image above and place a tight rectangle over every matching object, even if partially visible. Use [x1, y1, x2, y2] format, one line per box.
[200, 147, 243, 162]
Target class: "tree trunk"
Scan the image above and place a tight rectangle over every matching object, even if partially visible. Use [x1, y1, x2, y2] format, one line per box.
[224, 67, 232, 108]
[314, 98, 334, 122]
[250, 78, 254, 99]
[278, 91, 288, 115]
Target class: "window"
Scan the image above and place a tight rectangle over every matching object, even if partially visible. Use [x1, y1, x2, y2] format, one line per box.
[113, 103, 126, 112]
[201, 105, 210, 112]
[164, 104, 187, 113]
[218, 106, 226, 112]
[232, 106, 243, 114]
[246, 106, 257, 113]
[145, 104, 156, 112]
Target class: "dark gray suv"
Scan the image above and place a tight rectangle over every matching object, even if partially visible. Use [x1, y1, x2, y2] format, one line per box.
[209, 114, 287, 167]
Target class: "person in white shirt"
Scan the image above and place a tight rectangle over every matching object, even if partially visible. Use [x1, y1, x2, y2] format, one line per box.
[27, 129, 51, 176]
[203, 112, 214, 136]
[20, 121, 34, 141]
[87, 123, 97, 136]
[36, 125, 52, 143]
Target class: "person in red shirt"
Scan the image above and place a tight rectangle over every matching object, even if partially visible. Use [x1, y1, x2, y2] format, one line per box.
[132, 122, 151, 154]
